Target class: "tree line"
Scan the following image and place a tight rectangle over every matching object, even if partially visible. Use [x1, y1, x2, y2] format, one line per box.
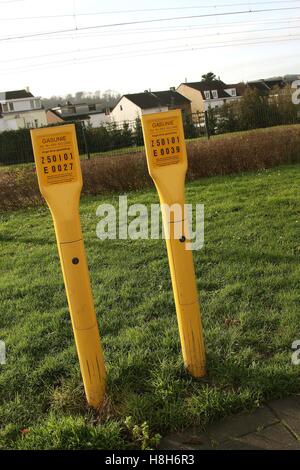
[41, 90, 121, 109]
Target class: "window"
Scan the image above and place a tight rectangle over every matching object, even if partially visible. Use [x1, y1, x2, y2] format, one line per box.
[9, 102, 14, 111]
[30, 100, 35, 109]
[34, 119, 38, 128]
[225, 88, 237, 97]
[212, 90, 218, 99]
[204, 91, 210, 99]
[120, 105, 123, 111]
[2, 103, 8, 112]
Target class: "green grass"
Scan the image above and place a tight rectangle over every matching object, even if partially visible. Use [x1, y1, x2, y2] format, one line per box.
[0, 164, 300, 449]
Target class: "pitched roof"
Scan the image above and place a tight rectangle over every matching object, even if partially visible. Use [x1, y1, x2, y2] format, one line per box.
[182, 80, 226, 91]
[122, 89, 191, 109]
[46, 108, 64, 119]
[264, 79, 286, 89]
[230, 82, 247, 96]
[0, 89, 34, 100]
[247, 81, 270, 93]
[180, 80, 242, 99]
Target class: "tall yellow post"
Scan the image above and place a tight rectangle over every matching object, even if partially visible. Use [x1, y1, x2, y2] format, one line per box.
[31, 124, 106, 407]
[141, 110, 206, 377]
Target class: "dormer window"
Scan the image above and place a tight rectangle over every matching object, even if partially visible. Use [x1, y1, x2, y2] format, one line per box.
[212, 90, 218, 99]
[204, 91, 210, 99]
[225, 88, 237, 97]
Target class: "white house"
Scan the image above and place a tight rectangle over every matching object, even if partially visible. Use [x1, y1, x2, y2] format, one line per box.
[0, 89, 47, 132]
[177, 80, 244, 113]
[88, 104, 112, 127]
[110, 89, 192, 123]
[49, 102, 112, 127]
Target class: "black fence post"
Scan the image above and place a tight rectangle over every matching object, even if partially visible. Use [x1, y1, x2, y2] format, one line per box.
[204, 111, 210, 140]
[81, 121, 90, 160]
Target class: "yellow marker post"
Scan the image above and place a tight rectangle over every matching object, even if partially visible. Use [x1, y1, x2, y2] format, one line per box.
[141, 110, 206, 377]
[31, 124, 106, 407]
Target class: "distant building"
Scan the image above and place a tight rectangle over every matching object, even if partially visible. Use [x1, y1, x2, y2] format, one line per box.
[46, 108, 64, 124]
[50, 102, 112, 127]
[247, 78, 286, 95]
[177, 80, 243, 113]
[282, 74, 300, 84]
[110, 89, 192, 123]
[0, 89, 47, 132]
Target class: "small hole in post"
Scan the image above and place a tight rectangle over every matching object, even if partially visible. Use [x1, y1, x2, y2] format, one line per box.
[72, 257, 79, 265]
[179, 236, 186, 243]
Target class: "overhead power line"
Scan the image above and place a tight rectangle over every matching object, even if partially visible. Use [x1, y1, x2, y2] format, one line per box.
[0, 6, 300, 41]
[15, 16, 300, 42]
[0, 0, 300, 20]
[3, 24, 300, 64]
[2, 33, 300, 74]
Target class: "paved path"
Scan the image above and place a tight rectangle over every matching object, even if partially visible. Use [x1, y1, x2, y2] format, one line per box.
[160, 394, 300, 450]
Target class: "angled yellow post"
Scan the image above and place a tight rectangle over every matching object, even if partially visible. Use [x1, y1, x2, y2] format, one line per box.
[141, 110, 206, 377]
[30, 124, 106, 407]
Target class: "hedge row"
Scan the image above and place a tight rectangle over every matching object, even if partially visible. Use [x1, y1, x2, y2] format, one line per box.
[0, 124, 299, 211]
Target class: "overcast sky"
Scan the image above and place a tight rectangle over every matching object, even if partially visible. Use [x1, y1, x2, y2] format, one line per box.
[0, 0, 299, 98]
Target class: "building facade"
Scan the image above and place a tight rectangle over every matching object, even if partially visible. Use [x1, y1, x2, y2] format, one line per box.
[110, 89, 192, 123]
[0, 89, 47, 132]
[177, 80, 243, 113]
[50, 102, 112, 127]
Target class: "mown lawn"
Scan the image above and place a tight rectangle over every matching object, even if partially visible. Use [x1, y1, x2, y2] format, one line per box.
[0, 164, 299, 449]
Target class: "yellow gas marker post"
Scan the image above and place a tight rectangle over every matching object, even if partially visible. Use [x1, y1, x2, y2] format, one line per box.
[31, 124, 106, 407]
[141, 110, 206, 377]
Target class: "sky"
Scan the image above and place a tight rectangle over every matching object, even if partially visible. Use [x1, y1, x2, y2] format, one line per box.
[0, 0, 300, 98]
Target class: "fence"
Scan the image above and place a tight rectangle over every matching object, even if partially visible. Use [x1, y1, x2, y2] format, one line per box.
[0, 114, 208, 166]
[206, 102, 300, 136]
[0, 103, 299, 166]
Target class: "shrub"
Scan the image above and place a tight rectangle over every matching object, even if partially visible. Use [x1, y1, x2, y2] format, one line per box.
[0, 125, 299, 211]
[187, 125, 300, 180]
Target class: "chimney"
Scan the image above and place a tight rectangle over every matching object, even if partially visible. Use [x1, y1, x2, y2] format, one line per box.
[170, 86, 175, 91]
[25, 86, 30, 92]
[185, 77, 187, 83]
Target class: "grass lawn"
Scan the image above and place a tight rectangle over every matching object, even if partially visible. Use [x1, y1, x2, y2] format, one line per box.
[0, 164, 299, 449]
